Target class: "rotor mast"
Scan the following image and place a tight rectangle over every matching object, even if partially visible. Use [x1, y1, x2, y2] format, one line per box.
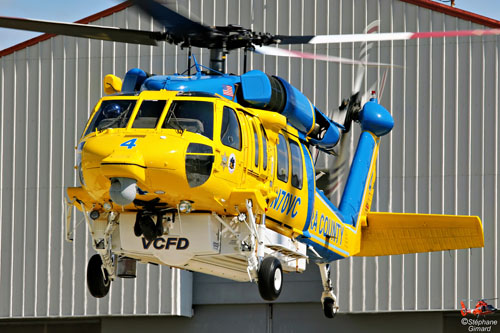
[209, 48, 226, 74]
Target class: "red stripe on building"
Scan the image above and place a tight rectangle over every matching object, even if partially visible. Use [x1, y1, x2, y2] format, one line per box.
[0, 1, 132, 58]
[400, 0, 500, 29]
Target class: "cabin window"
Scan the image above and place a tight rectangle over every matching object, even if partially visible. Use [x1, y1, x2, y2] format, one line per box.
[221, 106, 242, 150]
[261, 125, 268, 170]
[277, 134, 289, 183]
[289, 140, 303, 189]
[162, 100, 214, 140]
[253, 122, 259, 167]
[185, 143, 215, 188]
[84, 99, 137, 136]
[132, 100, 167, 128]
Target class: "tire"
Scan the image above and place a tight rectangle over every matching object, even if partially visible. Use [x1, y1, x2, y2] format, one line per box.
[87, 254, 111, 298]
[258, 257, 283, 301]
[323, 297, 337, 319]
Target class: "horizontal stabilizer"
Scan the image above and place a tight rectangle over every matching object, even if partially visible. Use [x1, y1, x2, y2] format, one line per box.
[355, 212, 484, 256]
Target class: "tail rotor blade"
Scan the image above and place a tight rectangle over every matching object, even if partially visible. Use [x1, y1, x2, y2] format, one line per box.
[378, 68, 389, 102]
[326, 20, 380, 197]
[325, 131, 350, 197]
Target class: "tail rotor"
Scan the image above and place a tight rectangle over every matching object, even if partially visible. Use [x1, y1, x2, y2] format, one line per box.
[325, 20, 380, 197]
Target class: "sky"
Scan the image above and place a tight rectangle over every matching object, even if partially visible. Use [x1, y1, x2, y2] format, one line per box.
[0, 0, 499, 51]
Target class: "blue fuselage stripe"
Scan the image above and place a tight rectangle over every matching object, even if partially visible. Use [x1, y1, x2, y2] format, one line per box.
[315, 188, 344, 221]
[339, 131, 376, 226]
[309, 233, 349, 256]
[301, 237, 346, 261]
[301, 143, 315, 231]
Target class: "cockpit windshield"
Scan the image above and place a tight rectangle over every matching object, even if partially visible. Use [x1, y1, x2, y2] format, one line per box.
[132, 100, 167, 128]
[162, 100, 214, 140]
[84, 100, 136, 136]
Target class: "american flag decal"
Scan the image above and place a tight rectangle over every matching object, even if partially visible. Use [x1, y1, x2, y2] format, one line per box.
[222, 84, 233, 97]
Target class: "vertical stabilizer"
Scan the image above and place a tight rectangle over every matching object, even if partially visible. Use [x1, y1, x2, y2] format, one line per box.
[339, 98, 393, 228]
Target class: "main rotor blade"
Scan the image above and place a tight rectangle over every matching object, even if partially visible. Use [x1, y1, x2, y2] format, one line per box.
[130, 0, 213, 39]
[276, 29, 500, 45]
[0, 16, 165, 45]
[253, 45, 393, 67]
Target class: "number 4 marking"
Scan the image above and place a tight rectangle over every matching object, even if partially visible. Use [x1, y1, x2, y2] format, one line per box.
[120, 138, 137, 149]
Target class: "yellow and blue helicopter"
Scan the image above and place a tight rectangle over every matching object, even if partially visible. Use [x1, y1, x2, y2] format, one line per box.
[0, 0, 489, 318]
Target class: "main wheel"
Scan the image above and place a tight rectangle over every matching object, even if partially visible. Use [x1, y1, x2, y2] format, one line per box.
[258, 256, 283, 301]
[87, 254, 111, 298]
[323, 297, 337, 319]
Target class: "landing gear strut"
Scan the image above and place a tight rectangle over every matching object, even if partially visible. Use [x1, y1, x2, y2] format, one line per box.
[318, 263, 339, 318]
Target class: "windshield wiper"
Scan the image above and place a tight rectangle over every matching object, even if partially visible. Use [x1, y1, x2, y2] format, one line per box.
[165, 108, 184, 132]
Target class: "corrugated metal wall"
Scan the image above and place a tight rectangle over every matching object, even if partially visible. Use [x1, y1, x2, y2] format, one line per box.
[0, 0, 498, 317]
[0, 3, 193, 318]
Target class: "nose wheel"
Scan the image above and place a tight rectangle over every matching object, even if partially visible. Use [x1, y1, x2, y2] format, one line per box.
[87, 254, 111, 298]
[258, 256, 283, 301]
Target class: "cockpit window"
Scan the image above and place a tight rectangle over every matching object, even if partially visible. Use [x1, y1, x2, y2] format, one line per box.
[289, 139, 303, 189]
[162, 100, 214, 140]
[84, 100, 137, 136]
[277, 134, 289, 183]
[261, 125, 268, 170]
[253, 122, 259, 167]
[132, 100, 167, 128]
[221, 106, 242, 150]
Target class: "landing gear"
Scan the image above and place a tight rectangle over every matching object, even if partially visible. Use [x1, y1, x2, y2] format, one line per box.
[240, 200, 283, 301]
[87, 254, 111, 298]
[258, 256, 283, 301]
[323, 297, 337, 318]
[318, 263, 339, 318]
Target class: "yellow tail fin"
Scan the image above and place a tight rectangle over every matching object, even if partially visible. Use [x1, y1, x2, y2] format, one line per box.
[355, 212, 484, 256]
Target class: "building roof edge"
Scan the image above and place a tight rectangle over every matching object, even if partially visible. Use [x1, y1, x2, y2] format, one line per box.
[0, 1, 132, 58]
[400, 0, 500, 28]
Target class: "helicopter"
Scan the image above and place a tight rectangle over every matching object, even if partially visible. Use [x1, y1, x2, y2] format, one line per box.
[0, 0, 490, 319]
[461, 299, 498, 317]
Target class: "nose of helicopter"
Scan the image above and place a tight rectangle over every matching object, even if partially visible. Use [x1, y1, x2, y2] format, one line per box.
[100, 149, 147, 183]
[81, 130, 217, 208]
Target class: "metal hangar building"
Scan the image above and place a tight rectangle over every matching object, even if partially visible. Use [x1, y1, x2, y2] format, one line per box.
[0, 0, 499, 332]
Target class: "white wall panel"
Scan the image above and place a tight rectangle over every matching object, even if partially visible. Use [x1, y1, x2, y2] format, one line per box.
[0, 0, 498, 317]
[0, 6, 192, 319]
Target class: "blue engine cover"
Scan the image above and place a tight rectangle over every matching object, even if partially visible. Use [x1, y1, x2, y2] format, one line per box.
[241, 70, 315, 134]
[240, 70, 341, 150]
[122, 68, 148, 92]
[239, 70, 273, 108]
[274, 76, 315, 134]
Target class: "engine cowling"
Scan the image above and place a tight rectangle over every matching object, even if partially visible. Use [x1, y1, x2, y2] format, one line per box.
[240, 70, 341, 151]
